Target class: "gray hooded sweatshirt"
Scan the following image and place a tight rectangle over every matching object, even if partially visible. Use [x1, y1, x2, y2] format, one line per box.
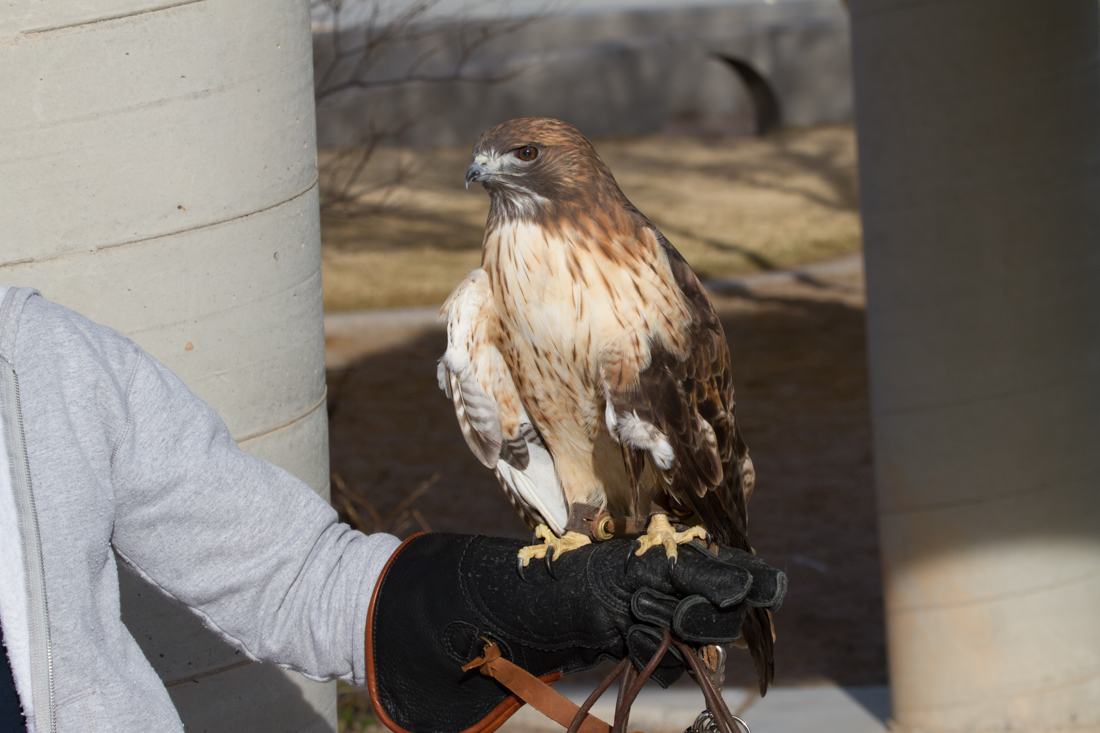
[0, 286, 400, 732]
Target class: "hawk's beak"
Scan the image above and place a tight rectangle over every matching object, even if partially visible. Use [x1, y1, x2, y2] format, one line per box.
[466, 156, 492, 189]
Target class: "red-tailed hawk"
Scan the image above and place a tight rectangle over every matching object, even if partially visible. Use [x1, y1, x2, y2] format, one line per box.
[438, 117, 773, 690]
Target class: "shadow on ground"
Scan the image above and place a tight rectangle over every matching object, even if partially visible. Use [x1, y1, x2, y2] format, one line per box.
[326, 291, 884, 688]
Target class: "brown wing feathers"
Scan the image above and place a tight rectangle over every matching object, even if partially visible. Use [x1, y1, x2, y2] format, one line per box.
[658, 233, 774, 693]
[606, 227, 772, 691]
[604, 230, 751, 550]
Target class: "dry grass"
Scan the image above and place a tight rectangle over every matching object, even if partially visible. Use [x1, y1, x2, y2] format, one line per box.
[320, 125, 860, 311]
[330, 471, 436, 538]
[337, 681, 384, 733]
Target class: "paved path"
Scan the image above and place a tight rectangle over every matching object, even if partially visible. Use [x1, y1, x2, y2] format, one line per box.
[701, 252, 862, 295]
[322, 253, 865, 370]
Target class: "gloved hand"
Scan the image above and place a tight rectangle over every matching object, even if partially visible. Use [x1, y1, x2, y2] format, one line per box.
[365, 533, 786, 733]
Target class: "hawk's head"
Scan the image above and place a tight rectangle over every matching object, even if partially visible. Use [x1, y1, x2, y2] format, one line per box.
[466, 117, 629, 222]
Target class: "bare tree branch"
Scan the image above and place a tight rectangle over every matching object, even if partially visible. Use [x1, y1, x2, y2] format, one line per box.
[312, 0, 555, 211]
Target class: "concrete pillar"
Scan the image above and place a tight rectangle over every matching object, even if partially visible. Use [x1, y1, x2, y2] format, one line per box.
[0, 1, 332, 731]
[851, 1, 1100, 730]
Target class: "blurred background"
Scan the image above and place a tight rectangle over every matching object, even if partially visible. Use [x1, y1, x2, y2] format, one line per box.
[312, 1, 879, 730]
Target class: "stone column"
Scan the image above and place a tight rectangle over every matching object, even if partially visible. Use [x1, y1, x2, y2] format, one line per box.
[0, 1, 332, 730]
[850, 1, 1100, 730]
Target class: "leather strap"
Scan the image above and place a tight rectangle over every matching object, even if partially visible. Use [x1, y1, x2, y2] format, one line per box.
[565, 504, 650, 540]
[463, 642, 640, 733]
[565, 502, 696, 541]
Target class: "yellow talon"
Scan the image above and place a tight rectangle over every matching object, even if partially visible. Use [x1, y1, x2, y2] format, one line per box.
[633, 514, 707, 561]
[517, 525, 592, 567]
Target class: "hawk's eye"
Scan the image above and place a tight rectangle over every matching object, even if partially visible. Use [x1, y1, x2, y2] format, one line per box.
[514, 146, 539, 161]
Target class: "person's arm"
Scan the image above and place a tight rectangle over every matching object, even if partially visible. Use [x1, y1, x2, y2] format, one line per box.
[109, 347, 399, 684]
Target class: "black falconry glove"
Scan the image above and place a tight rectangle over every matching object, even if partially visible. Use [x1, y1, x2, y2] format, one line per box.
[365, 533, 787, 733]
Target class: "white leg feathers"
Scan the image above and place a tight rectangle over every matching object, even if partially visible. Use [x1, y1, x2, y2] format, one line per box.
[603, 383, 675, 470]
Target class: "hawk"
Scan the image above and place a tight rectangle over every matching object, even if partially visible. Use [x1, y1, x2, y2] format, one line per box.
[438, 117, 774, 690]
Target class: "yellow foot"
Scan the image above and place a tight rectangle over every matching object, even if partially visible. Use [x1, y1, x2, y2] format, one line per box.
[516, 525, 592, 578]
[633, 514, 707, 571]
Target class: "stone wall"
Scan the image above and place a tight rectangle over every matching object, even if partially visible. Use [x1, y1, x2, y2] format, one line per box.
[314, 0, 852, 147]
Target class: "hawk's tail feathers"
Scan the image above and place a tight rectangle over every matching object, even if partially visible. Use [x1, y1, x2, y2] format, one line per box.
[742, 605, 775, 696]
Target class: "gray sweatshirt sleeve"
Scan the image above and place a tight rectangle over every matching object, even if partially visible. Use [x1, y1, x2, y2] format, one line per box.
[108, 347, 400, 685]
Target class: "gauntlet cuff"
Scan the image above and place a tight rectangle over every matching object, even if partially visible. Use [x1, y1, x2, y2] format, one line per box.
[365, 533, 562, 733]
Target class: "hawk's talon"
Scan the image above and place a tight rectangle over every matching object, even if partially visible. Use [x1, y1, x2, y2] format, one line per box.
[516, 556, 528, 583]
[626, 539, 642, 572]
[633, 514, 708, 572]
[516, 525, 592, 575]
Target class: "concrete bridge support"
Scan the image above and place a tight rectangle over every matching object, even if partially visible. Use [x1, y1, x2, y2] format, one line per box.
[0, 1, 332, 730]
[851, 1, 1100, 730]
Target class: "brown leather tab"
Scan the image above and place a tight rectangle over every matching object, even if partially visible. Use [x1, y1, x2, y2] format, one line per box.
[566, 503, 650, 541]
[565, 503, 603, 535]
[466, 642, 620, 733]
[567, 501, 704, 544]
[461, 640, 503, 672]
[601, 515, 650, 537]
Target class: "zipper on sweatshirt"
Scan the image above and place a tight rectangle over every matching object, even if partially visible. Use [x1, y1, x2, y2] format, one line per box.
[0, 362, 55, 733]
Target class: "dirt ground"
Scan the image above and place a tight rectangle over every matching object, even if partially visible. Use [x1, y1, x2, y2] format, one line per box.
[319, 125, 860, 310]
[325, 259, 887, 699]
